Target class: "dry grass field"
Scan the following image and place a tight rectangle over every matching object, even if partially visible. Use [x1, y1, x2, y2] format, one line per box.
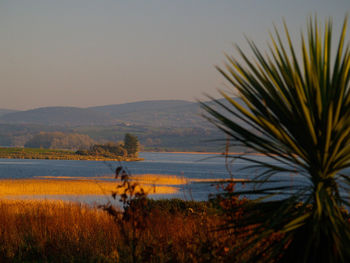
[0, 175, 282, 262]
[0, 199, 239, 262]
[0, 177, 178, 197]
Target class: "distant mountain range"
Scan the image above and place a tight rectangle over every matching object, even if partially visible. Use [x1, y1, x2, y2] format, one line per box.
[0, 99, 229, 127]
[0, 107, 113, 126]
[0, 109, 18, 118]
[0, 99, 249, 151]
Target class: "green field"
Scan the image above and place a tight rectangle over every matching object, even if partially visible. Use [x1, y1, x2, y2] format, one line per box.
[0, 147, 142, 161]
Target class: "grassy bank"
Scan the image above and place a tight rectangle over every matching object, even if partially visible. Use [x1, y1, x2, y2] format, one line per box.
[0, 147, 142, 161]
[0, 199, 281, 263]
[0, 174, 243, 199]
[0, 178, 178, 197]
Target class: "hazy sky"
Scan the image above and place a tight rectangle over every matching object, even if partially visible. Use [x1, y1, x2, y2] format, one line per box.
[0, 0, 348, 110]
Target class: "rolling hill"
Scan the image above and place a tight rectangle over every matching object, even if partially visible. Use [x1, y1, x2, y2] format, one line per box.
[89, 100, 208, 127]
[0, 99, 246, 128]
[0, 109, 18, 118]
[0, 107, 114, 126]
[0, 100, 204, 127]
[0, 99, 251, 151]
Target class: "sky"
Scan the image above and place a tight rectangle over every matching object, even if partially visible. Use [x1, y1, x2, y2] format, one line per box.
[0, 0, 349, 110]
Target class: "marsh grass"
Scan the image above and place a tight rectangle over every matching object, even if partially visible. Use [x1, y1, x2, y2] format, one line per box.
[0, 198, 276, 263]
[35, 174, 241, 185]
[0, 164, 283, 263]
[132, 174, 247, 185]
[0, 178, 178, 197]
[0, 167, 279, 262]
[0, 200, 120, 262]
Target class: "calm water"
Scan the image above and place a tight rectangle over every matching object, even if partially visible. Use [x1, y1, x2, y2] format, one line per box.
[0, 152, 306, 203]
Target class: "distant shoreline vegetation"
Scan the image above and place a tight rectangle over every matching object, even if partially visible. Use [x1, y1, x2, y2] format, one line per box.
[0, 133, 143, 161]
[0, 147, 143, 161]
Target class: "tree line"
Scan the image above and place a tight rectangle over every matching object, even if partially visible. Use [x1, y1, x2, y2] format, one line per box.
[23, 131, 139, 157]
[76, 133, 139, 158]
[24, 132, 95, 150]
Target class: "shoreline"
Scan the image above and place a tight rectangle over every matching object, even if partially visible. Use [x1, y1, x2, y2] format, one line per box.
[0, 156, 143, 162]
[0, 147, 143, 162]
[142, 151, 266, 156]
[0, 147, 267, 161]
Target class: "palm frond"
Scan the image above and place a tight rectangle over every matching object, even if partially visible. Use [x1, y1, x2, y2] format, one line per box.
[203, 15, 350, 262]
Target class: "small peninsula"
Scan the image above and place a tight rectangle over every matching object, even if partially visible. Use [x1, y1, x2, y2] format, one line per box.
[0, 147, 143, 161]
[0, 133, 142, 161]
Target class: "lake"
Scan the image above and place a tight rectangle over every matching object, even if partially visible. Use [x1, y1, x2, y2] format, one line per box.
[0, 152, 306, 204]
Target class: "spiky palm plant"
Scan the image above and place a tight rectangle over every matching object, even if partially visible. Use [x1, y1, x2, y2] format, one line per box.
[202, 16, 350, 262]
